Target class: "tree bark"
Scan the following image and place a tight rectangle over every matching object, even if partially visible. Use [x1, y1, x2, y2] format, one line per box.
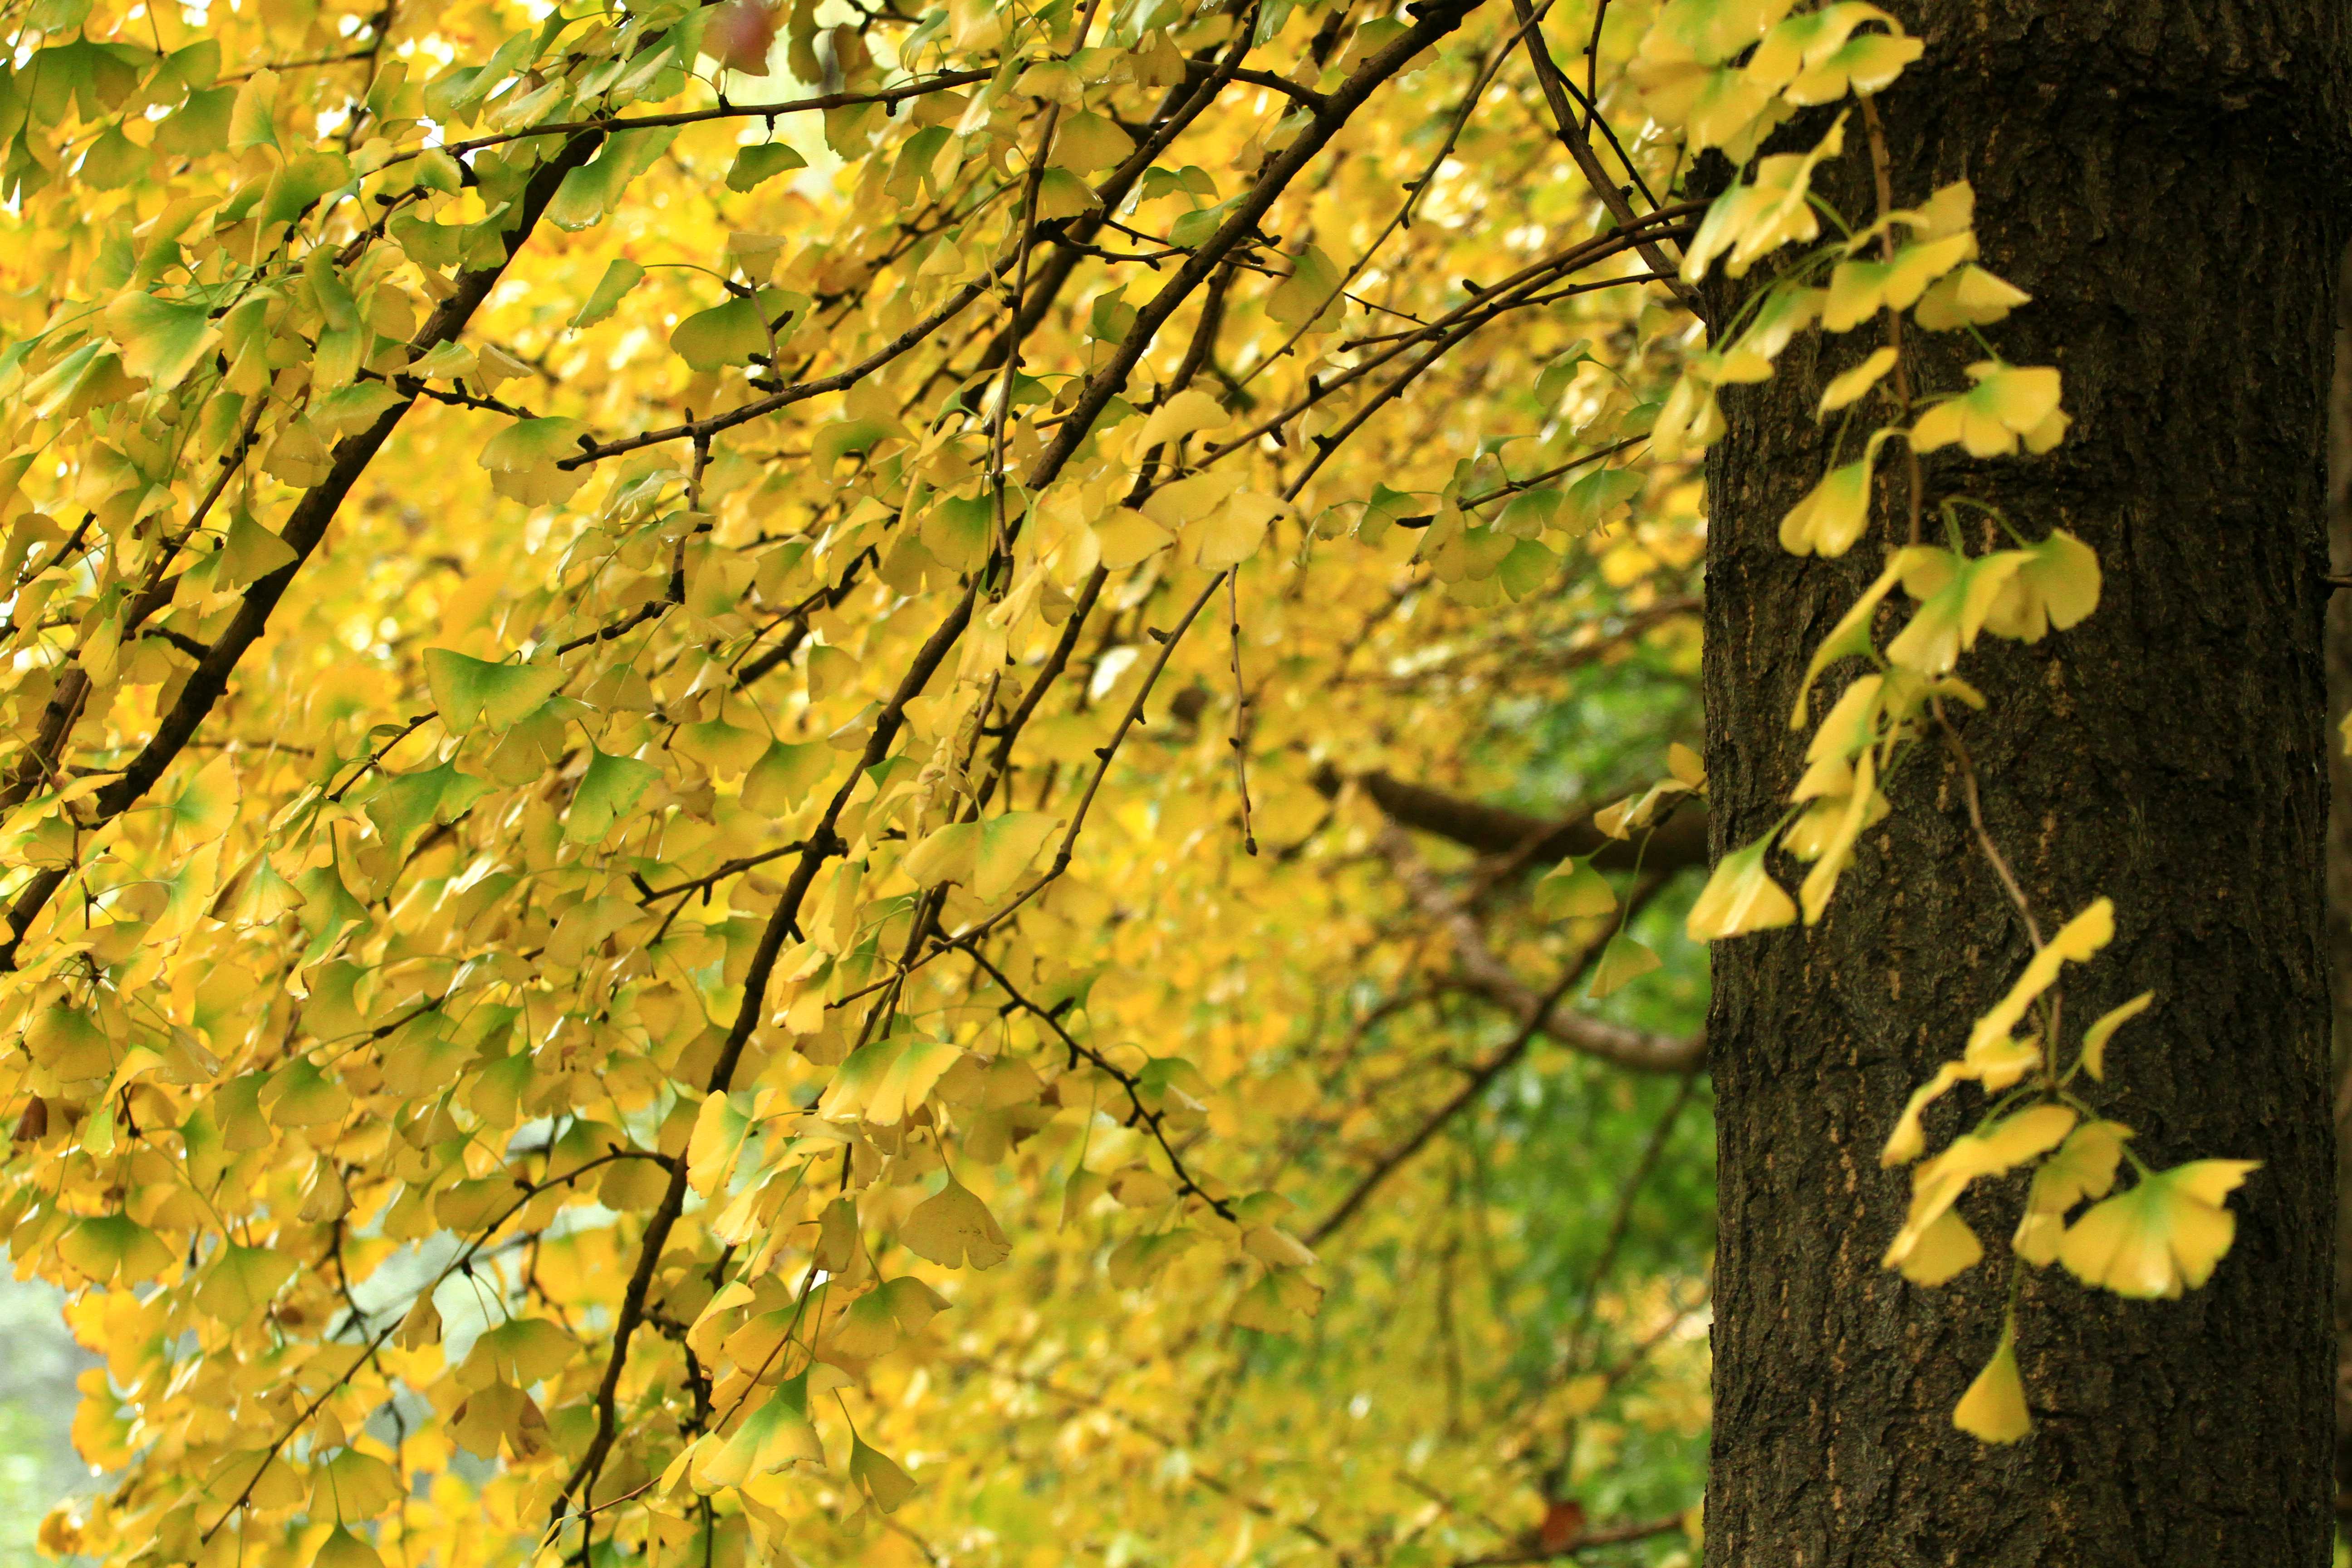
[1702, 5, 2349, 1563]
[2327, 238, 2352, 1516]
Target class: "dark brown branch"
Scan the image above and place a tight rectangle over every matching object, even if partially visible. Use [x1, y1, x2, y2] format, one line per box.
[1314, 766, 1710, 875]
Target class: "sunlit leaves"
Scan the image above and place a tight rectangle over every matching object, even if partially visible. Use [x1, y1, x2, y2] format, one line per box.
[901, 811, 1058, 902]
[422, 649, 563, 734]
[567, 745, 661, 842]
[570, 259, 647, 329]
[103, 294, 214, 389]
[901, 1176, 1011, 1269]
[0, 0, 2133, 1539]
[194, 1244, 297, 1325]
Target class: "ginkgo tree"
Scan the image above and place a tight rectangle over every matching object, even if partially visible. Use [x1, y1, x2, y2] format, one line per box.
[0, 0, 2334, 1565]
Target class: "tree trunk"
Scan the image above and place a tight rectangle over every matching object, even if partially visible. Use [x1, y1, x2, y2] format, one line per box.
[1701, 5, 2349, 1563]
[2328, 238, 2352, 1520]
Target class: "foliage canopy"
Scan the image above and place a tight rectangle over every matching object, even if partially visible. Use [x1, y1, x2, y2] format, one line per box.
[0, 0, 2253, 1563]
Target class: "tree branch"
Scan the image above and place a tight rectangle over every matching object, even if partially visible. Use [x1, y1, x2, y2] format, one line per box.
[1313, 767, 1710, 875]
[1372, 823, 1704, 1073]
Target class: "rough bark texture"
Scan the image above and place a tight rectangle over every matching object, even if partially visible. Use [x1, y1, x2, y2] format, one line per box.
[2328, 239, 2352, 1511]
[1702, 5, 2349, 1563]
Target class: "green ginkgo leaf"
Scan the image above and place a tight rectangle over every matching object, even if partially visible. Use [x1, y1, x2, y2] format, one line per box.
[364, 762, 492, 861]
[105, 293, 215, 389]
[726, 140, 808, 192]
[58, 1214, 174, 1285]
[671, 294, 772, 371]
[569, 259, 645, 329]
[261, 151, 352, 228]
[260, 1056, 352, 1127]
[478, 417, 590, 473]
[312, 1524, 384, 1568]
[423, 649, 564, 735]
[850, 1434, 919, 1512]
[742, 739, 831, 814]
[1267, 244, 1343, 332]
[195, 1243, 298, 1324]
[567, 745, 660, 842]
[1587, 934, 1661, 999]
[547, 126, 677, 231]
[694, 1375, 822, 1490]
[1535, 856, 1618, 920]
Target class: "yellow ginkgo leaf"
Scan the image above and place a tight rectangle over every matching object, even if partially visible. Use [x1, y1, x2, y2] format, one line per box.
[1880, 1061, 1965, 1168]
[1686, 836, 1797, 942]
[1534, 857, 1618, 920]
[1980, 529, 2102, 644]
[1967, 898, 2115, 1057]
[902, 1176, 1011, 1269]
[1909, 362, 2063, 457]
[310, 1450, 403, 1521]
[1649, 368, 1725, 461]
[2057, 1159, 2259, 1299]
[1789, 554, 1906, 727]
[692, 1378, 823, 1490]
[312, 1524, 385, 1568]
[1821, 232, 1972, 332]
[1127, 389, 1228, 461]
[1894, 1206, 1983, 1287]
[1915, 264, 2032, 330]
[2013, 1119, 2132, 1265]
[1588, 935, 1662, 1000]
[1590, 940, 1665, 1001]
[851, 1434, 919, 1512]
[1960, 1031, 2043, 1092]
[1798, 747, 1877, 923]
[195, 1243, 298, 1325]
[2078, 990, 2154, 1082]
[1681, 115, 1846, 282]
[1952, 1321, 2031, 1444]
[1882, 1103, 2076, 1276]
[1818, 346, 1897, 413]
[1778, 451, 1876, 558]
[1883, 549, 2026, 676]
